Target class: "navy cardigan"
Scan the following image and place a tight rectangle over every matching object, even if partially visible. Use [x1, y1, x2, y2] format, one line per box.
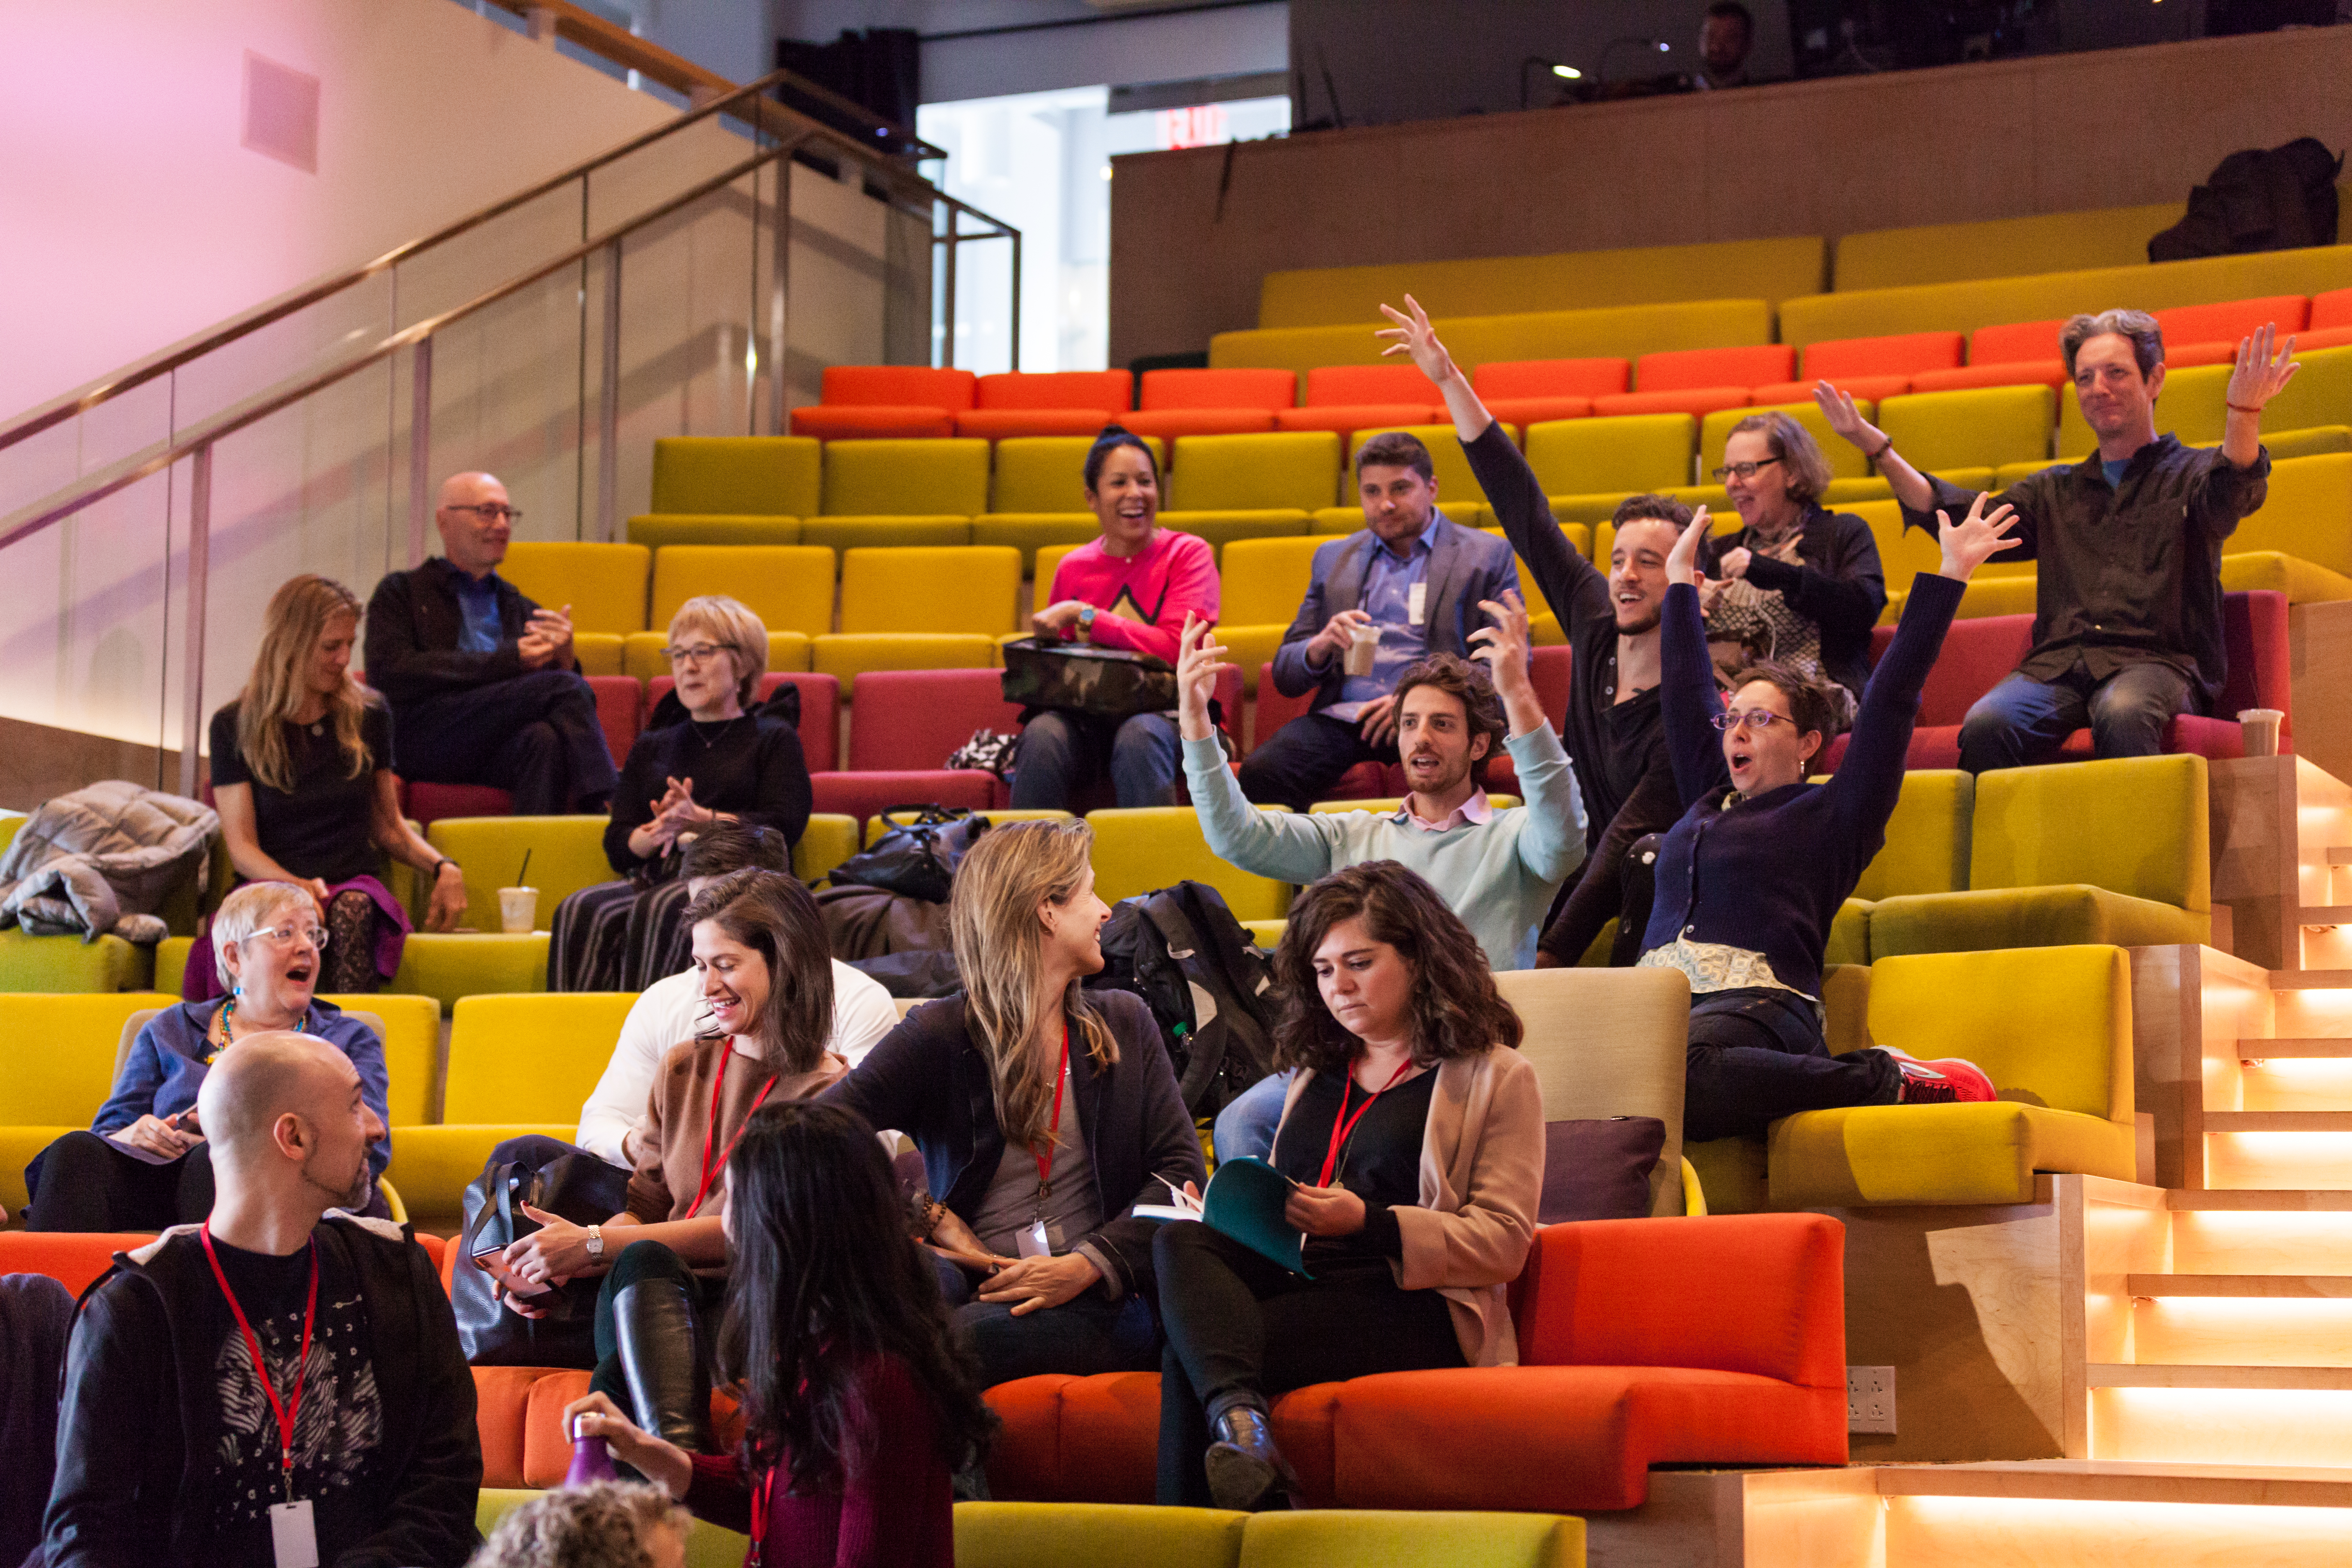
[1640, 572, 1963, 1000]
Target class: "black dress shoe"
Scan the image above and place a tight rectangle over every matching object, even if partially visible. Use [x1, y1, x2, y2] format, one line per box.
[1205, 1403, 1299, 1511]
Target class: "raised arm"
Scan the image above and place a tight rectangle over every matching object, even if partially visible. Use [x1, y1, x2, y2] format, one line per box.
[1176, 615, 1346, 885]
[2223, 322, 2298, 472]
[1658, 511, 1733, 809]
[1378, 293, 1496, 445]
[1815, 383, 1934, 513]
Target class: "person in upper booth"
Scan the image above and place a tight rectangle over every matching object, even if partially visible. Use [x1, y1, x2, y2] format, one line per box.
[364, 471, 619, 815]
[1010, 426, 1220, 810]
[1815, 313, 2298, 772]
[1236, 431, 1521, 814]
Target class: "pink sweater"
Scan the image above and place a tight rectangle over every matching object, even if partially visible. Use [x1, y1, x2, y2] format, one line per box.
[1048, 529, 1219, 662]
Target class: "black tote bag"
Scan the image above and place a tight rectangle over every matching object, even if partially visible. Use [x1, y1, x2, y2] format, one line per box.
[450, 1148, 632, 1367]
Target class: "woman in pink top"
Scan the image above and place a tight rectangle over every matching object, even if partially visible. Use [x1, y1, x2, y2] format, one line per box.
[1012, 427, 1221, 809]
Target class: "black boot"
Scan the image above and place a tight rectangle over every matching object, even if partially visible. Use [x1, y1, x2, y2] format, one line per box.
[1204, 1395, 1299, 1511]
[613, 1275, 714, 1453]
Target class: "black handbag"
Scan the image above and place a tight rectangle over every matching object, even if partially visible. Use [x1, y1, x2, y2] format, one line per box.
[1001, 637, 1178, 719]
[450, 1148, 632, 1367]
[827, 806, 990, 904]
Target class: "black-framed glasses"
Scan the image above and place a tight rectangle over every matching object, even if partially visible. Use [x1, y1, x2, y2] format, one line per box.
[445, 503, 523, 523]
[1710, 709, 1793, 734]
[1709, 457, 1782, 482]
[665, 642, 731, 665]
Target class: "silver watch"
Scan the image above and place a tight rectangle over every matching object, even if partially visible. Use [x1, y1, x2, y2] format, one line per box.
[584, 1223, 605, 1261]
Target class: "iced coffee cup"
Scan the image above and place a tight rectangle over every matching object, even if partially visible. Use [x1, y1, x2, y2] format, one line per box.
[497, 886, 539, 934]
[1344, 623, 1380, 677]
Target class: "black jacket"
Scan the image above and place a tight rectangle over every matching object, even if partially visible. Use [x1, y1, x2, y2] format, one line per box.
[1699, 506, 1888, 701]
[363, 557, 573, 707]
[44, 1213, 482, 1568]
[823, 989, 1206, 1299]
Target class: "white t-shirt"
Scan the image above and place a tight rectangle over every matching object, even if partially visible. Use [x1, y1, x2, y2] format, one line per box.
[575, 959, 902, 1166]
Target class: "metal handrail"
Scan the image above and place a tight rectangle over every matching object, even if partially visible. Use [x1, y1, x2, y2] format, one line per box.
[0, 64, 933, 455]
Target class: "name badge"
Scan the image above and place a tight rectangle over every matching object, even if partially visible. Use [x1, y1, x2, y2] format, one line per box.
[270, 1500, 318, 1568]
[1019, 1220, 1052, 1259]
[1407, 582, 1426, 627]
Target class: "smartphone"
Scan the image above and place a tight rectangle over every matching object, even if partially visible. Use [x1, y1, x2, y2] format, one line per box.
[472, 1242, 556, 1299]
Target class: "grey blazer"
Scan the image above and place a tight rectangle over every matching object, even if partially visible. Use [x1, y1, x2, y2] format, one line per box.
[1267, 519, 1522, 707]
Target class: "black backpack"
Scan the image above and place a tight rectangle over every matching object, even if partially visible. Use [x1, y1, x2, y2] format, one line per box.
[2149, 137, 2342, 262]
[1085, 880, 1278, 1119]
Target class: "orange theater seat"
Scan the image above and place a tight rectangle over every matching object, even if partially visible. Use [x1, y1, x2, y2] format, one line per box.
[1473, 357, 1631, 399]
[1274, 403, 1442, 435]
[1803, 331, 1965, 381]
[2313, 287, 2352, 331]
[2156, 294, 2311, 348]
[2161, 340, 2242, 370]
[0, 1231, 155, 1297]
[790, 365, 977, 440]
[1593, 387, 1751, 418]
[954, 409, 1118, 438]
[1123, 408, 1279, 439]
[1637, 344, 1795, 392]
[1969, 318, 2068, 365]
[1138, 367, 1298, 411]
[1304, 364, 1436, 406]
[954, 371, 1133, 440]
[2298, 325, 2352, 351]
[1909, 359, 2070, 394]
[1751, 375, 1910, 405]
[1485, 395, 1594, 426]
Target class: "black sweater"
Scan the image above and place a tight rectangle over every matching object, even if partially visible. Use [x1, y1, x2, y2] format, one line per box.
[605, 694, 813, 873]
[822, 990, 1205, 1300]
[45, 1213, 481, 1568]
[1698, 506, 1888, 701]
[1642, 572, 1962, 1001]
[362, 557, 575, 707]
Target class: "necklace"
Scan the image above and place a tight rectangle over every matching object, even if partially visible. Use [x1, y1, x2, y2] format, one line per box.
[689, 715, 744, 750]
[211, 995, 307, 1063]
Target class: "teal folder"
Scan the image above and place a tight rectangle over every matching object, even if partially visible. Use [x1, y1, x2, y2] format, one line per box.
[1200, 1156, 1311, 1277]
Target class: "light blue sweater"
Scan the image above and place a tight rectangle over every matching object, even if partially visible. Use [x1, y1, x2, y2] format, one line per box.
[1182, 726, 1586, 970]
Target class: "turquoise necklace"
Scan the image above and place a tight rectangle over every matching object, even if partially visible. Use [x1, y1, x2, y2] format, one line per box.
[208, 993, 307, 1064]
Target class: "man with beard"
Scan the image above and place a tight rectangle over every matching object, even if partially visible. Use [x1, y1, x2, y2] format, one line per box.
[46, 1033, 480, 1568]
[1381, 293, 1726, 967]
[1178, 601, 1584, 1158]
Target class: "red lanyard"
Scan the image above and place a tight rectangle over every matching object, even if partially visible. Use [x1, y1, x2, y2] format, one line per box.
[746, 1465, 775, 1567]
[1318, 1057, 1414, 1189]
[686, 1056, 779, 1220]
[1033, 1028, 1070, 1206]
[199, 1222, 318, 1501]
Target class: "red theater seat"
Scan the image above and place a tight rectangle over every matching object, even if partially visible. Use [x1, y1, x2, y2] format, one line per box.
[2313, 287, 2352, 332]
[1274, 404, 1442, 435]
[1137, 367, 1297, 411]
[955, 409, 1118, 439]
[1485, 395, 1594, 426]
[588, 675, 641, 766]
[1475, 357, 1630, 399]
[647, 671, 841, 773]
[1908, 360, 2070, 394]
[849, 669, 1028, 772]
[1122, 408, 1279, 439]
[809, 769, 999, 828]
[1803, 332, 1965, 381]
[1593, 387, 1750, 419]
[1970, 318, 2068, 366]
[2156, 294, 2310, 347]
[1638, 344, 1795, 392]
[952, 371, 1134, 440]
[1253, 666, 1384, 797]
[0, 1231, 155, 1297]
[1751, 375, 1911, 405]
[1305, 364, 1436, 406]
[404, 782, 516, 826]
[789, 366, 976, 440]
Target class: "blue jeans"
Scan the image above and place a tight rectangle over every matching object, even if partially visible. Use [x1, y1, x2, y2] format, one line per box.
[1010, 710, 1182, 810]
[1211, 1071, 1294, 1165]
[1957, 663, 2195, 773]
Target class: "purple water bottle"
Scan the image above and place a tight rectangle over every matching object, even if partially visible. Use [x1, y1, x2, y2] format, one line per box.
[564, 1414, 619, 1488]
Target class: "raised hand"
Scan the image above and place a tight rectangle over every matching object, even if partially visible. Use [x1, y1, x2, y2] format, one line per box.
[1175, 614, 1228, 742]
[2227, 322, 2300, 414]
[1374, 294, 1459, 387]
[1935, 494, 2021, 583]
[1666, 508, 1713, 589]
[1813, 382, 1889, 454]
[1468, 591, 1534, 699]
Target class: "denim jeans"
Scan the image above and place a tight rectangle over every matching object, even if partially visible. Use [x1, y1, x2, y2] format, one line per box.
[1010, 710, 1183, 810]
[1211, 1071, 1295, 1166]
[1956, 662, 2195, 774]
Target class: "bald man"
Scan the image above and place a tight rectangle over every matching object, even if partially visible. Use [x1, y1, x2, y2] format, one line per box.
[46, 1033, 481, 1568]
[362, 472, 619, 814]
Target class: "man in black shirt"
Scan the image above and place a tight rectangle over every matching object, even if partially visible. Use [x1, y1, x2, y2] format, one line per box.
[364, 472, 619, 813]
[1818, 312, 2299, 771]
[46, 1032, 480, 1568]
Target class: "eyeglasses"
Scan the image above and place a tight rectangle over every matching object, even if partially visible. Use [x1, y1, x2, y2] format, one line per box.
[445, 503, 523, 523]
[244, 922, 330, 950]
[664, 642, 732, 665]
[1709, 457, 1783, 482]
[1710, 709, 1794, 734]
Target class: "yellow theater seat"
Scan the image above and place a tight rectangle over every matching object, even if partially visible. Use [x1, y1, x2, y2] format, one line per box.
[811, 632, 1000, 693]
[0, 927, 154, 992]
[317, 992, 444, 1126]
[1219, 625, 1289, 698]
[2264, 424, 2352, 461]
[1088, 808, 1293, 921]
[424, 816, 616, 935]
[1824, 769, 1975, 965]
[1524, 414, 1696, 496]
[1831, 202, 2186, 293]
[2231, 451, 2352, 578]
[1317, 502, 1482, 534]
[650, 435, 820, 517]
[1167, 433, 1341, 513]
[2220, 552, 2352, 604]
[570, 633, 624, 676]
[974, 514, 1101, 573]
[1468, 517, 1590, 563]
[2058, 362, 2231, 457]
[499, 542, 650, 637]
[956, 1503, 1584, 1568]
[626, 630, 812, 681]
[649, 545, 835, 637]
[626, 515, 803, 552]
[1867, 754, 2209, 957]
[840, 546, 1022, 636]
[387, 932, 550, 1015]
[2262, 343, 2352, 440]
[1152, 510, 1313, 555]
[1210, 299, 1772, 385]
[1768, 944, 2136, 1207]
[0, 991, 182, 1212]
[990, 435, 1165, 514]
[1876, 385, 2054, 472]
[1218, 536, 1330, 628]
[820, 438, 990, 516]
[1035, 544, 1081, 596]
[1697, 401, 1875, 482]
[794, 814, 860, 886]
[799, 515, 971, 552]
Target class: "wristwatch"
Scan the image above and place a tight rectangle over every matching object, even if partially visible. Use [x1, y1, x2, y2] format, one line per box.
[584, 1224, 605, 1261]
[1077, 605, 1097, 643]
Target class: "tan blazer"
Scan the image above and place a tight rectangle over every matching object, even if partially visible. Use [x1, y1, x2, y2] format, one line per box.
[1277, 1044, 1544, 1367]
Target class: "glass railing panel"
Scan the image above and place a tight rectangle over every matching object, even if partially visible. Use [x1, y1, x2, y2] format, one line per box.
[416, 264, 593, 546]
[0, 468, 177, 753]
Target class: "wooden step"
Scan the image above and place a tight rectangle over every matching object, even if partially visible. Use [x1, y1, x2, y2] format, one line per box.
[2089, 1364, 2352, 1390]
[2205, 1111, 2352, 1131]
[1870, 1458, 2352, 1507]
[2306, 907, 2352, 926]
[2272, 970, 2352, 990]
[2329, 847, 2352, 866]
[2129, 1274, 2352, 1297]
[2243, 1038, 2352, 1058]
[2170, 1190, 2352, 1211]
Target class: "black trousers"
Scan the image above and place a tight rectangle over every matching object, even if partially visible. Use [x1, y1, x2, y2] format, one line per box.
[587, 1238, 722, 1411]
[392, 669, 619, 814]
[1152, 1221, 1463, 1506]
[1234, 712, 1399, 814]
[23, 1130, 217, 1232]
[1683, 987, 1901, 1143]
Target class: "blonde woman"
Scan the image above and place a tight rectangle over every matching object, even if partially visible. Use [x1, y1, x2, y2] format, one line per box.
[549, 595, 812, 992]
[203, 575, 466, 997]
[823, 819, 1204, 1387]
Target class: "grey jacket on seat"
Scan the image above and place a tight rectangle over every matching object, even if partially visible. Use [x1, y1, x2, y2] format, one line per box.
[0, 781, 215, 942]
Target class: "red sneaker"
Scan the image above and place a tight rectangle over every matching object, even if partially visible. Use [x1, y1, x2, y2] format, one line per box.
[1879, 1046, 1996, 1105]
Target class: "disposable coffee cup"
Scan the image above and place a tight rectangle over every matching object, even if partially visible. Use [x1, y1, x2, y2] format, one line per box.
[1344, 624, 1380, 677]
[497, 886, 539, 934]
[2239, 708, 2284, 758]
